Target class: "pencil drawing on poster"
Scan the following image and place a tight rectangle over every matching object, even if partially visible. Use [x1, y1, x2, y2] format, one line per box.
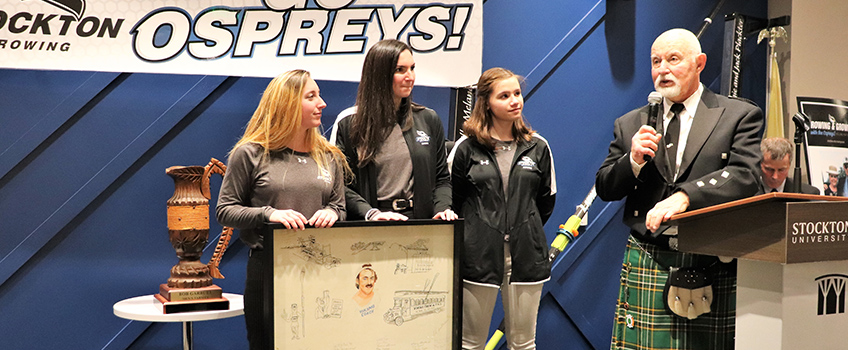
[350, 240, 385, 254]
[282, 267, 307, 340]
[383, 274, 447, 326]
[280, 234, 341, 269]
[315, 290, 343, 319]
[390, 239, 433, 274]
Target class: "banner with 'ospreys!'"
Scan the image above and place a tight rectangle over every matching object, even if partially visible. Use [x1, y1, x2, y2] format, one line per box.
[0, 0, 482, 87]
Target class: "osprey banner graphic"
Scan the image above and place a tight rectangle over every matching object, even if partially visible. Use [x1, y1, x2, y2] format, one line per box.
[0, 0, 482, 86]
[43, 0, 85, 20]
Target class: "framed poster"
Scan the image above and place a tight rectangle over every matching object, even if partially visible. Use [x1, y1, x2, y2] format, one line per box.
[263, 220, 462, 350]
[797, 96, 848, 196]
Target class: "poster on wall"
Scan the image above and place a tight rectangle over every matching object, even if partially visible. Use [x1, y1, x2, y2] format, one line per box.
[0, 0, 482, 87]
[266, 220, 461, 349]
[798, 96, 848, 196]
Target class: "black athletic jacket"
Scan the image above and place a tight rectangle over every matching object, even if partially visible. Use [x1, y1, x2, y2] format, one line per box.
[449, 134, 557, 286]
[333, 106, 452, 220]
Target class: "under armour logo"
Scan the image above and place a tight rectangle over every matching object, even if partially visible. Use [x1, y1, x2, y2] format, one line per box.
[479, 160, 489, 165]
[297, 158, 307, 164]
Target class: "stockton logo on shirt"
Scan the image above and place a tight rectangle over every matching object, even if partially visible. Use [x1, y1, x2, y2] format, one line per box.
[415, 130, 430, 145]
[518, 156, 536, 169]
[318, 168, 332, 184]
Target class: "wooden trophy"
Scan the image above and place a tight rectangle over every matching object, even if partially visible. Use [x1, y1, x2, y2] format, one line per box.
[157, 158, 233, 314]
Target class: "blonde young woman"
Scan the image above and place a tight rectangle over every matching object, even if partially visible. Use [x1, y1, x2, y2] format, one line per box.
[216, 69, 349, 349]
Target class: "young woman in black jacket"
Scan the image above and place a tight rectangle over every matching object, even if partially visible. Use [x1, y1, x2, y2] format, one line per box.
[449, 67, 556, 350]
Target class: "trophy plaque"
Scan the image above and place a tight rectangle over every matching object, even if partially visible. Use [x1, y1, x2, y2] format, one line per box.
[157, 158, 233, 314]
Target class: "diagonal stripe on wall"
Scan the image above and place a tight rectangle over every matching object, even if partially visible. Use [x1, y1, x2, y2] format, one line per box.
[0, 74, 231, 287]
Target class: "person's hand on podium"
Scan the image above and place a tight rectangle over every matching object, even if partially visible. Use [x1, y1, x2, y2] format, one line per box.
[646, 191, 690, 232]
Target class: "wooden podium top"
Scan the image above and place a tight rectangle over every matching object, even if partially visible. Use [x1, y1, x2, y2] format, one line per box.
[671, 192, 847, 220]
[669, 193, 848, 264]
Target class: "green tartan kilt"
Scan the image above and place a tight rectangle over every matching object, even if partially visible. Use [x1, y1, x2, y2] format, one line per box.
[610, 236, 737, 350]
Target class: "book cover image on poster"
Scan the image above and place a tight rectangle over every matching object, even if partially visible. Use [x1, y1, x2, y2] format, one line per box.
[798, 96, 848, 196]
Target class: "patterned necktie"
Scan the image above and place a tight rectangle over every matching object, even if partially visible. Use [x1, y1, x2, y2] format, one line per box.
[666, 103, 684, 175]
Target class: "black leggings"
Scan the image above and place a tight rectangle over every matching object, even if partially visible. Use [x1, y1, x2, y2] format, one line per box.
[244, 249, 266, 350]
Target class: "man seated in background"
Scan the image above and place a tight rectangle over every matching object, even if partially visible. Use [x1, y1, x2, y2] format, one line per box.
[758, 137, 820, 194]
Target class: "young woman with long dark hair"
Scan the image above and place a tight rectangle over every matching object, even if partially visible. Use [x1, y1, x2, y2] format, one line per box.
[331, 39, 456, 221]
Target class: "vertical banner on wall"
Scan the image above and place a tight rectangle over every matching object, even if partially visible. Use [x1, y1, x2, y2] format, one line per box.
[447, 86, 474, 141]
[797, 97, 848, 196]
[721, 13, 747, 98]
[0, 0, 482, 87]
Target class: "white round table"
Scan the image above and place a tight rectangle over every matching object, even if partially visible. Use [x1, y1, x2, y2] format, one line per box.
[113, 293, 244, 350]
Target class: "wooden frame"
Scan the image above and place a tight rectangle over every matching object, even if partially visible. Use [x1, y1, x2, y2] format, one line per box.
[262, 219, 462, 349]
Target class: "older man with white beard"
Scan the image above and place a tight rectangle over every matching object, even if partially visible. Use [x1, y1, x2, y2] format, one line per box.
[596, 28, 763, 350]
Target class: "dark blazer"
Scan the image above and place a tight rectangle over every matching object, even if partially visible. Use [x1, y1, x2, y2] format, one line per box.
[758, 176, 821, 195]
[595, 87, 763, 243]
[334, 106, 452, 220]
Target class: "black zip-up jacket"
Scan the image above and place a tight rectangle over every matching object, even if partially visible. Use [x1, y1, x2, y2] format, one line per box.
[449, 134, 557, 286]
[333, 106, 452, 220]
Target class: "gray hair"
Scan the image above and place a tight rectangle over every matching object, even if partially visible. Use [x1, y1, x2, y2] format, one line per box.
[760, 137, 793, 160]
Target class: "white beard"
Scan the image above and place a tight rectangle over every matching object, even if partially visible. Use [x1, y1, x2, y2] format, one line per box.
[655, 74, 681, 100]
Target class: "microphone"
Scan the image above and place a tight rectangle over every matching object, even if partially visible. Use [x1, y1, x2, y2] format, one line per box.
[790, 113, 811, 193]
[644, 92, 663, 161]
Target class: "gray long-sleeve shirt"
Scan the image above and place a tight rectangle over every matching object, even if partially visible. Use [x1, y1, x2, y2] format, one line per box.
[216, 143, 346, 249]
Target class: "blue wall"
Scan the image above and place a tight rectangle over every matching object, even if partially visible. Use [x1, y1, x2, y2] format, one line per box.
[0, 0, 766, 348]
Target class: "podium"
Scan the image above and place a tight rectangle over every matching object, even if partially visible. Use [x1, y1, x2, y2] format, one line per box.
[671, 193, 848, 349]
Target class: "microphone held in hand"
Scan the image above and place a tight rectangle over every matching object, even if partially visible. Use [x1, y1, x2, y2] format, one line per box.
[644, 91, 663, 162]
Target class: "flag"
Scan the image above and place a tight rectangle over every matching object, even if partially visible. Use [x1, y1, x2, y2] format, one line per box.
[764, 52, 785, 138]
